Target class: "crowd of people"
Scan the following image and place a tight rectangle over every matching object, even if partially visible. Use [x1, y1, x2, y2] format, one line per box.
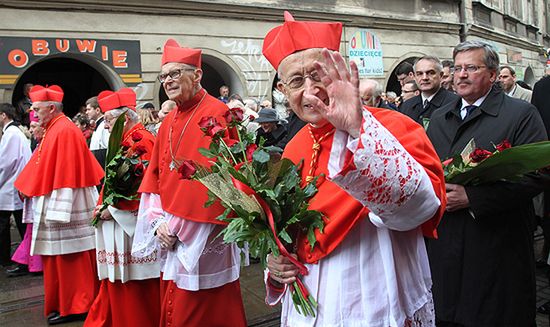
[0, 10, 549, 327]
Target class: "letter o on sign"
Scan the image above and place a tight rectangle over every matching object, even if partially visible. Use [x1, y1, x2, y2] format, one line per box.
[8, 49, 29, 68]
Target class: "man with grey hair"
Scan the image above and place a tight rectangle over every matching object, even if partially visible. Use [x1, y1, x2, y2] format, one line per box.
[85, 88, 160, 326]
[132, 39, 246, 326]
[498, 65, 532, 102]
[158, 99, 177, 122]
[426, 40, 548, 326]
[358, 78, 393, 109]
[15, 85, 103, 325]
[400, 55, 459, 125]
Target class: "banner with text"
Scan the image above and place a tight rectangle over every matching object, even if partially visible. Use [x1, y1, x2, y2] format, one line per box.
[349, 29, 384, 77]
[0, 36, 142, 87]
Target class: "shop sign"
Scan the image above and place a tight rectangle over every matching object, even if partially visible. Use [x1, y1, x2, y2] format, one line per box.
[0, 36, 142, 87]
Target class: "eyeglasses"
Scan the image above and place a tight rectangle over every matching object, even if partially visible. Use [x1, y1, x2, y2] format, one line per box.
[282, 71, 322, 90]
[452, 65, 486, 73]
[158, 68, 195, 83]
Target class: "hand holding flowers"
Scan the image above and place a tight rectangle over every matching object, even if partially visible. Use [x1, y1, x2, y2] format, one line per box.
[177, 107, 324, 317]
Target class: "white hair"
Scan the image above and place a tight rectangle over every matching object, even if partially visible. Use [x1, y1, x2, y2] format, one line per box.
[108, 107, 139, 123]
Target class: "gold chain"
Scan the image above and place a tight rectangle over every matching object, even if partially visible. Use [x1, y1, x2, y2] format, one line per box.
[168, 92, 207, 170]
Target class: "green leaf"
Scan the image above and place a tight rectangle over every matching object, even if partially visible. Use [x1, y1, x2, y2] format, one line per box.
[448, 141, 550, 185]
[198, 147, 216, 158]
[253, 149, 270, 163]
[105, 112, 126, 168]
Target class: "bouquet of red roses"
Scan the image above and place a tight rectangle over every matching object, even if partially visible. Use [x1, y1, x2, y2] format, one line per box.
[178, 107, 324, 317]
[443, 138, 550, 185]
[91, 113, 149, 226]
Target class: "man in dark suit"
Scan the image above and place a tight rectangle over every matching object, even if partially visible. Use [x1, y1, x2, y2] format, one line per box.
[531, 73, 550, 315]
[426, 40, 548, 326]
[399, 56, 459, 126]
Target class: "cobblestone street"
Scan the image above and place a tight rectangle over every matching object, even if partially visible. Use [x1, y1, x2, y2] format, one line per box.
[1, 228, 549, 326]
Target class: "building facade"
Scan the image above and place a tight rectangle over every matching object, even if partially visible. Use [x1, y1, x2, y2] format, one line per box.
[0, 0, 548, 116]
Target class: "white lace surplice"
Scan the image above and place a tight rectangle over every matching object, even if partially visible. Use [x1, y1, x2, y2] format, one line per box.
[31, 187, 97, 256]
[266, 110, 440, 327]
[132, 193, 241, 290]
[96, 206, 160, 282]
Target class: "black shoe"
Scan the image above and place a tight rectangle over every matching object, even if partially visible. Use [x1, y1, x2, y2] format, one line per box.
[47, 312, 59, 320]
[47, 313, 87, 325]
[6, 264, 29, 277]
[537, 301, 550, 315]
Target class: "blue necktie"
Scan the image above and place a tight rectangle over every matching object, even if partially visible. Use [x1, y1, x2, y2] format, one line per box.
[463, 105, 477, 119]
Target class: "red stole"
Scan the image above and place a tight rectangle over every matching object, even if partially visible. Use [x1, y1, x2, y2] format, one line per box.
[138, 89, 230, 224]
[15, 114, 104, 197]
[99, 123, 155, 212]
[283, 107, 445, 264]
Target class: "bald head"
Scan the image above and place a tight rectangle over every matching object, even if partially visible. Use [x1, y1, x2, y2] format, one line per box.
[159, 100, 177, 122]
[359, 79, 382, 107]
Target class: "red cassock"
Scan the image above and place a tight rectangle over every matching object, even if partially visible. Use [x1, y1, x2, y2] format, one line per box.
[15, 115, 104, 317]
[139, 89, 246, 326]
[282, 107, 446, 264]
[85, 123, 161, 327]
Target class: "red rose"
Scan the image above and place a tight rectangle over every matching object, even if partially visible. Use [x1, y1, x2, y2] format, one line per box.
[198, 116, 225, 137]
[245, 144, 258, 161]
[131, 132, 143, 142]
[223, 108, 244, 124]
[133, 144, 148, 156]
[208, 124, 225, 137]
[469, 148, 492, 163]
[121, 141, 131, 149]
[495, 139, 511, 152]
[199, 116, 216, 130]
[223, 137, 238, 147]
[248, 115, 255, 121]
[134, 162, 145, 177]
[178, 160, 196, 180]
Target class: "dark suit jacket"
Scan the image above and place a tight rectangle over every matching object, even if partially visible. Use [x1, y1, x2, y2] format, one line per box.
[399, 87, 459, 125]
[426, 86, 549, 325]
[531, 75, 550, 138]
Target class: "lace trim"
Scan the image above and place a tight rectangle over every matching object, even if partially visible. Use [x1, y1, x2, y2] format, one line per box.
[404, 292, 435, 327]
[202, 242, 229, 255]
[98, 249, 158, 266]
[332, 110, 422, 215]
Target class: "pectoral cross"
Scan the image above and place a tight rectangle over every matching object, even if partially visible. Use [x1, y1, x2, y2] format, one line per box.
[169, 161, 177, 171]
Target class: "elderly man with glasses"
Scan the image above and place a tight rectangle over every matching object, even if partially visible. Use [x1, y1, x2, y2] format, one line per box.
[263, 11, 446, 327]
[132, 39, 246, 327]
[425, 40, 549, 326]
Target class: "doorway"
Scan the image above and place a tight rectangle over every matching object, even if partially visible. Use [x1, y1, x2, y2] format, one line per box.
[12, 57, 112, 118]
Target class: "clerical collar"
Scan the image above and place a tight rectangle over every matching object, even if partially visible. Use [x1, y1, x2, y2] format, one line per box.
[178, 88, 206, 111]
[308, 122, 335, 138]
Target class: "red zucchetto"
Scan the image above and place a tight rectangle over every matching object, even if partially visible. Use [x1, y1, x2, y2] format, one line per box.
[97, 88, 136, 113]
[29, 85, 64, 103]
[262, 11, 342, 70]
[161, 39, 202, 68]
